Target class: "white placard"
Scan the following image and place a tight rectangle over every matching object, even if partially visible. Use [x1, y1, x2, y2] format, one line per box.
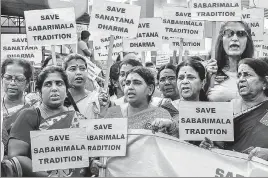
[242, 8, 264, 41]
[123, 18, 164, 52]
[179, 101, 234, 141]
[190, 0, 242, 21]
[169, 38, 205, 51]
[249, 0, 268, 9]
[1, 34, 42, 64]
[87, 60, 102, 80]
[80, 118, 128, 157]
[24, 8, 77, 46]
[76, 24, 88, 34]
[89, 0, 141, 37]
[31, 128, 89, 172]
[163, 6, 205, 39]
[93, 34, 123, 61]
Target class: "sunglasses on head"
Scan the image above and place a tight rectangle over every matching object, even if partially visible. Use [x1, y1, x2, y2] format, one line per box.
[222, 29, 248, 38]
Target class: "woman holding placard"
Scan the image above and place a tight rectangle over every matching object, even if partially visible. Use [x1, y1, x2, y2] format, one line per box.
[1, 58, 39, 156]
[160, 57, 208, 117]
[206, 21, 254, 102]
[200, 58, 268, 161]
[152, 57, 208, 140]
[104, 66, 178, 136]
[8, 66, 89, 176]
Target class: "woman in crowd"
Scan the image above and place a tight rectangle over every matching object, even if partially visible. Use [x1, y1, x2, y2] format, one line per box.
[206, 21, 254, 102]
[105, 67, 178, 136]
[8, 66, 88, 176]
[114, 58, 143, 105]
[157, 64, 180, 102]
[109, 61, 124, 102]
[1, 58, 37, 155]
[161, 58, 208, 118]
[200, 58, 268, 161]
[64, 53, 100, 119]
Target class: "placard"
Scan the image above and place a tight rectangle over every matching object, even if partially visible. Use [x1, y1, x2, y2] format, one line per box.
[87, 60, 102, 80]
[179, 101, 234, 141]
[80, 118, 128, 157]
[242, 8, 264, 41]
[1, 34, 42, 65]
[262, 44, 268, 57]
[24, 8, 77, 46]
[253, 40, 263, 55]
[249, 0, 268, 9]
[93, 34, 123, 61]
[190, 0, 242, 21]
[156, 54, 170, 68]
[123, 18, 164, 52]
[30, 128, 89, 172]
[76, 24, 88, 34]
[163, 6, 205, 39]
[89, 0, 141, 37]
[262, 33, 268, 57]
[169, 38, 205, 51]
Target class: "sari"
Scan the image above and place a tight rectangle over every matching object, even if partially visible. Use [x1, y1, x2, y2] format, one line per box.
[224, 99, 268, 152]
[104, 103, 178, 137]
[68, 91, 100, 119]
[9, 107, 88, 177]
[2, 94, 39, 155]
[38, 109, 87, 177]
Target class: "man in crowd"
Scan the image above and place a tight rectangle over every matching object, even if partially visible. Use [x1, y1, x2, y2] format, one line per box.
[78, 30, 93, 57]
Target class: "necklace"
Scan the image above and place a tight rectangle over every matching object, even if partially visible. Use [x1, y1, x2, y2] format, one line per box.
[39, 105, 50, 118]
[2, 95, 25, 116]
[75, 94, 88, 103]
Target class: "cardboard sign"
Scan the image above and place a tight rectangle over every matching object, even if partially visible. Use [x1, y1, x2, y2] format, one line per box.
[163, 6, 205, 39]
[30, 128, 89, 172]
[1, 34, 42, 64]
[179, 101, 234, 141]
[262, 44, 268, 57]
[76, 24, 88, 34]
[262, 33, 268, 57]
[254, 40, 263, 53]
[24, 8, 77, 46]
[249, 0, 268, 9]
[89, 0, 141, 37]
[190, 0, 242, 21]
[169, 38, 205, 51]
[156, 54, 170, 68]
[242, 8, 264, 41]
[123, 18, 164, 52]
[93, 34, 123, 61]
[87, 60, 102, 80]
[80, 118, 128, 157]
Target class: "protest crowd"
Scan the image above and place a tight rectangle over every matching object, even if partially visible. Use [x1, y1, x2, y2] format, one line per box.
[1, 0, 268, 177]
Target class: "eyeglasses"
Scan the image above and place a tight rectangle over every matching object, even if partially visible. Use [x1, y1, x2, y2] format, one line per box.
[3, 74, 26, 84]
[222, 29, 248, 38]
[159, 76, 176, 83]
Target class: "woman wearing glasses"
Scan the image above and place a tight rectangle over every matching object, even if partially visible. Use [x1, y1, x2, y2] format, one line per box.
[205, 21, 254, 102]
[1, 58, 37, 155]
